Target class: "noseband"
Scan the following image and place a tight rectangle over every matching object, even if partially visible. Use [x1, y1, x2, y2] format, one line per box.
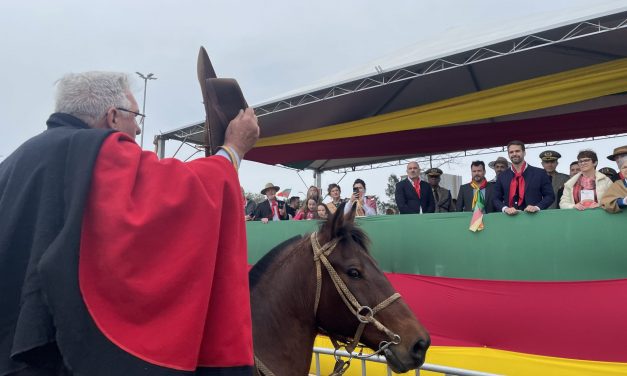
[254, 232, 402, 376]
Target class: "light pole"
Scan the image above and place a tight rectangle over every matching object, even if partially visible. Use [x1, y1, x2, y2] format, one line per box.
[135, 72, 157, 148]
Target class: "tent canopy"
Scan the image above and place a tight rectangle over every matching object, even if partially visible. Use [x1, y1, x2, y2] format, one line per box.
[158, 6, 627, 171]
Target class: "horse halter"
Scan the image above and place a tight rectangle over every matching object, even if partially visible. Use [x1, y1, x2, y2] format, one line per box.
[310, 232, 402, 375]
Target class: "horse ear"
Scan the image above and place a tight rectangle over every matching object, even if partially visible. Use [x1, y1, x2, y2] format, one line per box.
[333, 201, 355, 234]
[343, 201, 357, 224]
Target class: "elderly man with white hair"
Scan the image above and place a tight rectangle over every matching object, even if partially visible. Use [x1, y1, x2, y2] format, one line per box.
[601, 145, 627, 213]
[0, 72, 259, 375]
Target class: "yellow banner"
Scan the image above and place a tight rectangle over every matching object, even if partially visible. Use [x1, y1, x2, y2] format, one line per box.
[311, 337, 627, 376]
[257, 58, 627, 147]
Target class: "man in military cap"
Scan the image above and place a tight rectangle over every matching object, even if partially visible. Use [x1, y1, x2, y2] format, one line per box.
[488, 156, 510, 183]
[599, 167, 619, 182]
[539, 150, 569, 209]
[426, 167, 455, 212]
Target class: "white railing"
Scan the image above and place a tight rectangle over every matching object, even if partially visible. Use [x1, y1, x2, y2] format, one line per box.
[312, 347, 501, 376]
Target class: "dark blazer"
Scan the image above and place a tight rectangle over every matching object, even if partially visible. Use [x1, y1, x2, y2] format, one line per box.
[252, 199, 289, 221]
[493, 165, 555, 211]
[395, 179, 435, 214]
[456, 182, 495, 213]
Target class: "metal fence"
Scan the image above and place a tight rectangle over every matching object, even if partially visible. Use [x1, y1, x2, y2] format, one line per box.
[312, 347, 501, 376]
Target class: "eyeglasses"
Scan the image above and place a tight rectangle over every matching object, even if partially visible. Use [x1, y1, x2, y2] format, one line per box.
[577, 158, 593, 164]
[116, 108, 146, 123]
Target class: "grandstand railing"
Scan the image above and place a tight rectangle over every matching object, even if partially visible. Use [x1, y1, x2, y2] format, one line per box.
[312, 347, 500, 376]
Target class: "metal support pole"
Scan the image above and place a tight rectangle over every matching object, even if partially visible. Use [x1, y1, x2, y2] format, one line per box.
[135, 72, 157, 148]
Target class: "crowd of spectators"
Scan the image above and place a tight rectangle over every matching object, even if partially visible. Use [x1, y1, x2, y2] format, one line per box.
[244, 141, 627, 222]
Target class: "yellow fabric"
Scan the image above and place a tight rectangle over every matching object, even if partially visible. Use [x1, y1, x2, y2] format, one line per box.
[258, 58, 627, 147]
[310, 337, 627, 376]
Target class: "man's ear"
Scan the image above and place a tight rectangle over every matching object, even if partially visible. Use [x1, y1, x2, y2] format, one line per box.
[105, 107, 118, 130]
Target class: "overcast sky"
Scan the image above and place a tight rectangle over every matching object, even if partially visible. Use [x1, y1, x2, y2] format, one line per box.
[2, 0, 626, 201]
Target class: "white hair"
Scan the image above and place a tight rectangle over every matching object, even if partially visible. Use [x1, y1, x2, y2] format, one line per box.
[54, 71, 132, 127]
[616, 154, 627, 169]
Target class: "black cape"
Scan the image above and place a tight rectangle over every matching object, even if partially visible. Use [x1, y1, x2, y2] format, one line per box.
[0, 114, 251, 376]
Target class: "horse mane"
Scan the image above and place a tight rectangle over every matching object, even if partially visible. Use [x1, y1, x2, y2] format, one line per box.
[249, 235, 302, 289]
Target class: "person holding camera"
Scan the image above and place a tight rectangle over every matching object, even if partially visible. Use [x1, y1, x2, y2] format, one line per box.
[253, 183, 289, 222]
[344, 178, 377, 217]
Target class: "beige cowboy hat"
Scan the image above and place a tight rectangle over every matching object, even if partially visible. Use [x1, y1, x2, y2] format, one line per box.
[488, 156, 511, 169]
[606, 145, 627, 161]
[260, 182, 280, 195]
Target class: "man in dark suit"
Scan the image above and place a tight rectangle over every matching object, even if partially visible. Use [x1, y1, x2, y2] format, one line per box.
[493, 140, 555, 215]
[253, 182, 289, 222]
[395, 161, 435, 214]
[457, 160, 495, 213]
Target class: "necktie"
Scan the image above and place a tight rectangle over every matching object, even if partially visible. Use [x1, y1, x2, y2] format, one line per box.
[433, 188, 440, 202]
[413, 179, 421, 199]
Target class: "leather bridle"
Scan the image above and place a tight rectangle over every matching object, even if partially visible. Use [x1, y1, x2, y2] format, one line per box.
[254, 232, 402, 376]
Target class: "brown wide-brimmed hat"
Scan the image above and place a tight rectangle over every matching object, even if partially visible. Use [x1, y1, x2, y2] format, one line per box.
[197, 46, 248, 156]
[488, 156, 511, 169]
[261, 183, 280, 195]
[606, 145, 627, 161]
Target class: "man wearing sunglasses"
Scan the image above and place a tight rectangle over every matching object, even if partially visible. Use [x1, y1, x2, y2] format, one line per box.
[0, 72, 258, 376]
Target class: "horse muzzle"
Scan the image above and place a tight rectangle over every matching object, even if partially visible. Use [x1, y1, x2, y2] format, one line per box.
[384, 337, 430, 373]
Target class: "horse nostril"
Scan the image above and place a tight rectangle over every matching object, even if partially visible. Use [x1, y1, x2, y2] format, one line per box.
[411, 339, 430, 358]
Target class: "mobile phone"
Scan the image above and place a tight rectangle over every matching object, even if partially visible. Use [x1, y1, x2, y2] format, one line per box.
[353, 187, 359, 194]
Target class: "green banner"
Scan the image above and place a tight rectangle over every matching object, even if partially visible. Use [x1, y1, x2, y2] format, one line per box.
[246, 209, 627, 281]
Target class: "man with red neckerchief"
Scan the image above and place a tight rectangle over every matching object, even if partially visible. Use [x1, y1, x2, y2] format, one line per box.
[493, 140, 555, 216]
[395, 161, 435, 214]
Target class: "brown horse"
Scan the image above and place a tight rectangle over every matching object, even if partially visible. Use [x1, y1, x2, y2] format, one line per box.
[249, 204, 430, 375]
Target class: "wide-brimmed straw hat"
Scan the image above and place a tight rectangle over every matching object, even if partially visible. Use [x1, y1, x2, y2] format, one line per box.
[488, 156, 511, 169]
[606, 145, 627, 161]
[261, 182, 280, 195]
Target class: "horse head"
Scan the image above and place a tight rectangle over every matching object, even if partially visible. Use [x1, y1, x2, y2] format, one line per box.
[313, 203, 430, 373]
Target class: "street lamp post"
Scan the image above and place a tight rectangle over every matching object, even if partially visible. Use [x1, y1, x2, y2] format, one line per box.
[135, 72, 157, 148]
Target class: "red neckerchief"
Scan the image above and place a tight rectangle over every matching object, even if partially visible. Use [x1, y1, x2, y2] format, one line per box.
[508, 162, 527, 208]
[412, 178, 421, 199]
[271, 200, 278, 218]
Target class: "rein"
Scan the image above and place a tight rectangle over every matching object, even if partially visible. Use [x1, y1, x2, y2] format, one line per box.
[254, 232, 402, 376]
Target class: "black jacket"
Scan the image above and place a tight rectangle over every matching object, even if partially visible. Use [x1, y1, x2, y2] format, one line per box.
[253, 199, 289, 220]
[456, 182, 496, 213]
[493, 165, 555, 211]
[395, 179, 435, 214]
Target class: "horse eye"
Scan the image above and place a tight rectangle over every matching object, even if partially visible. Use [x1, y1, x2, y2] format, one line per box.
[347, 268, 362, 279]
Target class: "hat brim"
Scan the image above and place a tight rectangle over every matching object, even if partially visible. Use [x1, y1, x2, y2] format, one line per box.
[607, 153, 625, 161]
[488, 160, 512, 169]
[261, 186, 280, 195]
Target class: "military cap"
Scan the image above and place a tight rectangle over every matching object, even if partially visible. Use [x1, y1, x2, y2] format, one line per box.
[425, 168, 443, 177]
[599, 167, 618, 177]
[606, 145, 627, 161]
[539, 150, 561, 161]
